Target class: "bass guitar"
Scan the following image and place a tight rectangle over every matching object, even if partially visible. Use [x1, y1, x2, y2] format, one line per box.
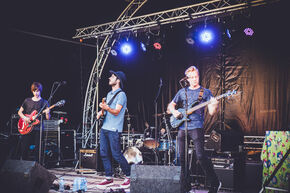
[18, 100, 65, 135]
[169, 90, 238, 128]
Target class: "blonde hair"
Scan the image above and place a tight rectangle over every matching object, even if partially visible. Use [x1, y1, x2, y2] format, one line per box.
[185, 65, 199, 76]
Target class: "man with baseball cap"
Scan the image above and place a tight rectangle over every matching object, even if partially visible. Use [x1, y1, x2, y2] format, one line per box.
[96, 70, 131, 189]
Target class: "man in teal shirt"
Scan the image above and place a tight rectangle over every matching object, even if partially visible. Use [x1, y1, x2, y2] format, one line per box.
[96, 70, 130, 189]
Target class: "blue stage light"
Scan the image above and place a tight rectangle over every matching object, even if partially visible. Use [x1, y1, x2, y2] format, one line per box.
[199, 30, 213, 43]
[120, 43, 132, 55]
[140, 42, 146, 51]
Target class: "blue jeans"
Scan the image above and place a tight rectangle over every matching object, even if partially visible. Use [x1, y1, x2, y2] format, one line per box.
[99, 129, 130, 177]
[178, 128, 219, 189]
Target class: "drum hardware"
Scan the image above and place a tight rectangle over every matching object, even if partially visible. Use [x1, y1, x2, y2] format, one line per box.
[161, 112, 175, 165]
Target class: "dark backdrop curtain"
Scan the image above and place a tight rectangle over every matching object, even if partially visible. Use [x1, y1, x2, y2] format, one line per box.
[102, 1, 289, 136]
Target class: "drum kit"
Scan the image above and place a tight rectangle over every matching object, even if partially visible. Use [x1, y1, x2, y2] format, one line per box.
[122, 112, 179, 166]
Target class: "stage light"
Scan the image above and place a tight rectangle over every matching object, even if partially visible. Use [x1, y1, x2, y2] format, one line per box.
[120, 43, 132, 55]
[186, 37, 195, 45]
[110, 49, 118, 56]
[140, 42, 146, 51]
[199, 29, 213, 43]
[244, 27, 254, 36]
[186, 32, 195, 45]
[226, 29, 231, 39]
[153, 42, 162, 50]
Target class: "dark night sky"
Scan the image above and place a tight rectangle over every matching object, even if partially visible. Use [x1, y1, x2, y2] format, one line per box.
[1, 0, 289, 133]
[1, 0, 197, 131]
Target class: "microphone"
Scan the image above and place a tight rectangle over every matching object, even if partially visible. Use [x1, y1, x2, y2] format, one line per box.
[60, 81, 67, 85]
[55, 81, 67, 85]
[159, 78, 163, 87]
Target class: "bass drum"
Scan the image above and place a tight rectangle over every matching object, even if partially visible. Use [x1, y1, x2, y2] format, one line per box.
[123, 146, 157, 165]
[123, 146, 143, 164]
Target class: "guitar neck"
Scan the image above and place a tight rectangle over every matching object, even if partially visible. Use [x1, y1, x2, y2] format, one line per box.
[187, 93, 227, 115]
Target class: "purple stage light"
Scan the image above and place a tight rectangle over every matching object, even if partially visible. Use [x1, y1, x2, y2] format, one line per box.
[244, 28, 254, 36]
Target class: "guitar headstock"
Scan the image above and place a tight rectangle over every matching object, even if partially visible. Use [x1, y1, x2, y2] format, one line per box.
[55, 100, 65, 107]
[225, 90, 238, 97]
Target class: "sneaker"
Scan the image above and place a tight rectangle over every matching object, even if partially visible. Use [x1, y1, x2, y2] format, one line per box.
[96, 178, 114, 189]
[208, 181, 222, 193]
[120, 178, 130, 189]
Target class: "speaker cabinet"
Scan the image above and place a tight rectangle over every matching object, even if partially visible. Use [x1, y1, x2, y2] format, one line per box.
[0, 159, 56, 193]
[245, 161, 263, 191]
[131, 165, 185, 193]
[60, 130, 76, 160]
[205, 129, 243, 152]
[206, 153, 246, 191]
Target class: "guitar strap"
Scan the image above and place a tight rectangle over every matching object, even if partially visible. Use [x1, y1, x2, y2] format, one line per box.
[98, 90, 123, 126]
[197, 87, 204, 103]
[107, 90, 123, 106]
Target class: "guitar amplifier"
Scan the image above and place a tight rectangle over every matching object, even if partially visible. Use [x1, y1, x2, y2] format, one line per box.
[79, 148, 103, 171]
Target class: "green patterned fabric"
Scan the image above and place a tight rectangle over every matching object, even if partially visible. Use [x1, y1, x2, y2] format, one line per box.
[261, 131, 290, 192]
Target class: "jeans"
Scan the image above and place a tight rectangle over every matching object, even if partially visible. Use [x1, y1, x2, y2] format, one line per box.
[99, 129, 130, 177]
[178, 128, 219, 189]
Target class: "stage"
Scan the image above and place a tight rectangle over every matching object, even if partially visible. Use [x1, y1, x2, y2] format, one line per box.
[47, 167, 256, 193]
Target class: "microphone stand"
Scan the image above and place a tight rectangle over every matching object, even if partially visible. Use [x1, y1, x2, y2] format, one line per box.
[154, 78, 163, 165]
[179, 79, 189, 188]
[126, 108, 132, 148]
[162, 112, 173, 165]
[39, 82, 63, 166]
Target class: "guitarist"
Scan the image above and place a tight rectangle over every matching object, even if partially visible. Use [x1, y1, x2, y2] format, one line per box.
[18, 82, 50, 162]
[167, 66, 221, 193]
[96, 70, 131, 190]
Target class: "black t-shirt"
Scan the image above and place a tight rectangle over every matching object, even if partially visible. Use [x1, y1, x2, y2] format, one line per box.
[21, 98, 49, 130]
[21, 98, 49, 115]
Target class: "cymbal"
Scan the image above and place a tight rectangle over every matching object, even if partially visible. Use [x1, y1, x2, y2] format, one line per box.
[152, 113, 170, 117]
[53, 111, 67, 115]
[125, 114, 137, 118]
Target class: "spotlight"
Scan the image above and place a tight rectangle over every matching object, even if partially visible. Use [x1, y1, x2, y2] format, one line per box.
[140, 42, 146, 52]
[226, 29, 231, 39]
[120, 43, 132, 55]
[186, 37, 195, 45]
[153, 42, 162, 50]
[186, 32, 195, 45]
[199, 30, 213, 43]
[244, 27, 254, 36]
[110, 49, 118, 56]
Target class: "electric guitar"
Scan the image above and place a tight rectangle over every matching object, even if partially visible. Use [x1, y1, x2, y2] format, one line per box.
[169, 90, 238, 128]
[18, 100, 65, 135]
[98, 97, 106, 126]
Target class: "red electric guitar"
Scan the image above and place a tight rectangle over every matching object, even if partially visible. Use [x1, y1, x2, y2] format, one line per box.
[18, 100, 65, 135]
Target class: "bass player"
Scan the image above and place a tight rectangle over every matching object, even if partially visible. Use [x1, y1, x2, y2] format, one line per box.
[167, 66, 221, 193]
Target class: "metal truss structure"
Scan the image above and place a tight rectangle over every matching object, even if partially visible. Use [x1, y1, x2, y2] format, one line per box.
[75, 0, 276, 148]
[73, 0, 274, 40]
[244, 135, 265, 151]
[79, 0, 148, 148]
